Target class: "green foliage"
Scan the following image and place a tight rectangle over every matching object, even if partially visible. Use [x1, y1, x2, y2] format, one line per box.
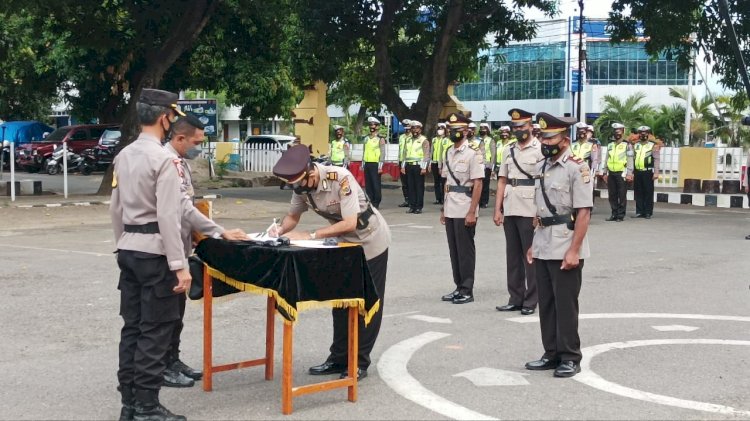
[594, 92, 654, 143]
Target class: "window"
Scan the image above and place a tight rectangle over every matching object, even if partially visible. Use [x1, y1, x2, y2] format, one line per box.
[588, 42, 689, 85]
[70, 130, 88, 141]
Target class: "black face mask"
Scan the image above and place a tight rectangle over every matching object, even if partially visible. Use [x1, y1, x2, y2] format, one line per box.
[513, 130, 530, 142]
[541, 141, 562, 158]
[292, 172, 313, 194]
[369, 125, 378, 133]
[450, 129, 464, 142]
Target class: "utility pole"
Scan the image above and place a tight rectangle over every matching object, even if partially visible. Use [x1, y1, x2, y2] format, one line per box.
[576, 0, 584, 121]
[683, 47, 695, 146]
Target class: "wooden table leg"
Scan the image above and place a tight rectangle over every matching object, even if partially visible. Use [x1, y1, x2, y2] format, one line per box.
[203, 264, 213, 392]
[265, 296, 275, 380]
[347, 306, 358, 402]
[281, 321, 293, 415]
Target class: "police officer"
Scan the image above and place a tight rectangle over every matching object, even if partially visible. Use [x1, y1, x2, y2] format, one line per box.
[271, 145, 391, 380]
[494, 108, 543, 315]
[362, 119, 386, 209]
[440, 113, 484, 304]
[163, 115, 247, 388]
[494, 126, 516, 176]
[110, 89, 189, 421]
[479, 122, 495, 208]
[633, 126, 660, 219]
[401, 120, 430, 214]
[467, 122, 481, 150]
[397, 119, 412, 207]
[330, 125, 351, 167]
[524, 112, 592, 378]
[532, 123, 542, 140]
[571, 122, 600, 173]
[603, 122, 634, 221]
[431, 122, 448, 205]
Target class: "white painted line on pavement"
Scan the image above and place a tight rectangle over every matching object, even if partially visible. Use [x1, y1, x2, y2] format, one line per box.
[576, 339, 750, 417]
[388, 223, 415, 227]
[651, 325, 700, 332]
[378, 332, 498, 421]
[383, 310, 420, 318]
[506, 313, 750, 324]
[453, 367, 529, 387]
[409, 225, 434, 229]
[408, 315, 452, 324]
[0, 243, 110, 257]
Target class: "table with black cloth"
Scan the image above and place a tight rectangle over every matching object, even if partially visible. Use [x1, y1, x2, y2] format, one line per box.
[193, 238, 381, 414]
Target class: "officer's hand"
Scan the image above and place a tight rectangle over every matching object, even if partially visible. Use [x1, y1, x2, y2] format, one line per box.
[625, 174, 633, 182]
[420, 169, 427, 175]
[439, 212, 446, 225]
[378, 169, 383, 175]
[493, 210, 504, 226]
[561, 249, 580, 271]
[173, 268, 191, 293]
[526, 247, 533, 265]
[221, 228, 247, 241]
[652, 173, 658, 181]
[401, 168, 406, 175]
[465, 212, 477, 227]
[602, 174, 608, 183]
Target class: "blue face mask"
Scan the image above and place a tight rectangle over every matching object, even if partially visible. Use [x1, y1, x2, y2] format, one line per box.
[185, 145, 202, 160]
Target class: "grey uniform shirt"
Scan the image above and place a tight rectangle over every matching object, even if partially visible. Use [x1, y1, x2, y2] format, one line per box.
[441, 142, 484, 218]
[288, 164, 391, 260]
[531, 149, 593, 260]
[110, 133, 186, 270]
[164, 143, 224, 258]
[498, 139, 544, 217]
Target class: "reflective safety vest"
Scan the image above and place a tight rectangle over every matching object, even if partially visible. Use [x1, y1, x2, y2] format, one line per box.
[607, 141, 629, 172]
[363, 135, 381, 163]
[405, 135, 427, 162]
[495, 138, 517, 164]
[571, 141, 593, 160]
[398, 133, 411, 162]
[634, 141, 655, 170]
[483, 136, 494, 162]
[431, 136, 446, 161]
[330, 139, 346, 164]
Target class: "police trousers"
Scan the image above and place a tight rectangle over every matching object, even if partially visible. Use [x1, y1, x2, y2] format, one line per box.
[634, 169, 654, 216]
[117, 250, 180, 390]
[445, 217, 476, 295]
[328, 249, 388, 370]
[399, 162, 408, 202]
[480, 168, 492, 206]
[363, 162, 382, 208]
[535, 259, 584, 363]
[166, 293, 187, 364]
[431, 163, 444, 203]
[406, 163, 425, 210]
[607, 171, 627, 218]
[503, 216, 537, 308]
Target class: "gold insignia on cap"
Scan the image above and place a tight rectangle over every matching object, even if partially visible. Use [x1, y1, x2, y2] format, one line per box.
[449, 114, 457, 122]
[511, 111, 520, 119]
[539, 118, 547, 129]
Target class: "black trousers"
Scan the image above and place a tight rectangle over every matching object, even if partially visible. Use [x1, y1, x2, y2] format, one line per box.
[445, 217, 476, 295]
[117, 250, 180, 391]
[634, 169, 654, 216]
[399, 162, 408, 202]
[328, 250, 388, 370]
[503, 216, 537, 308]
[607, 171, 627, 219]
[535, 259, 584, 363]
[166, 293, 187, 364]
[406, 163, 425, 210]
[363, 162, 382, 208]
[431, 163, 444, 203]
[480, 168, 492, 206]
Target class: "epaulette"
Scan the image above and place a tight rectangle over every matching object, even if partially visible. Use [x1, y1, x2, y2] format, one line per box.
[326, 171, 338, 181]
[567, 156, 584, 164]
[468, 143, 480, 151]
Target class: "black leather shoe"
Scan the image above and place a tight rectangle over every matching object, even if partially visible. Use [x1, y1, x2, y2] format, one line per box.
[413, 209, 422, 214]
[520, 307, 535, 315]
[170, 359, 202, 381]
[452, 294, 474, 304]
[554, 361, 581, 378]
[339, 368, 367, 380]
[133, 389, 186, 421]
[406, 208, 415, 214]
[631, 214, 642, 218]
[525, 358, 558, 371]
[118, 384, 135, 421]
[398, 202, 410, 207]
[432, 200, 441, 205]
[441, 290, 459, 301]
[308, 361, 346, 375]
[745, 234, 750, 240]
[644, 214, 652, 219]
[163, 367, 194, 388]
[605, 216, 618, 221]
[616, 217, 624, 222]
[496, 304, 521, 311]
[479, 203, 488, 208]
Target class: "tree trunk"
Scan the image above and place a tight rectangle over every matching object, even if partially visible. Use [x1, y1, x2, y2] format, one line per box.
[96, 0, 219, 196]
[353, 105, 368, 139]
[373, 0, 410, 121]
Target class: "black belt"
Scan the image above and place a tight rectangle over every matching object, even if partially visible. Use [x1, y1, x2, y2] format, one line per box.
[447, 185, 472, 193]
[124, 222, 160, 234]
[405, 161, 421, 165]
[509, 178, 535, 186]
[634, 168, 653, 172]
[356, 205, 375, 230]
[539, 214, 571, 227]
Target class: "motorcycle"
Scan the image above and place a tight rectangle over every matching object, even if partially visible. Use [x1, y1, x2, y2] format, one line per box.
[46, 145, 83, 175]
[78, 142, 117, 175]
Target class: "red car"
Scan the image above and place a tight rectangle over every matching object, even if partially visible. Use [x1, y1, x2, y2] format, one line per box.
[16, 124, 119, 172]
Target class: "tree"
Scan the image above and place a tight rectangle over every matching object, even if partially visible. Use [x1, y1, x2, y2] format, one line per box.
[652, 104, 685, 146]
[593, 92, 654, 143]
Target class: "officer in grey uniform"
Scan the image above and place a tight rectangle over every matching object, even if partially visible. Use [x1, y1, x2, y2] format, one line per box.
[162, 114, 247, 388]
[494, 108, 543, 315]
[271, 145, 392, 380]
[523, 112, 592, 378]
[110, 89, 189, 421]
[439, 113, 484, 304]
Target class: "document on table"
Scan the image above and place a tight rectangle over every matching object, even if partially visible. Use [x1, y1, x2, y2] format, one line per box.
[289, 240, 340, 248]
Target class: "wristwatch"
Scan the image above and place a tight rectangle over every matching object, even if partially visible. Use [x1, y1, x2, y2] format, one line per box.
[309, 230, 317, 240]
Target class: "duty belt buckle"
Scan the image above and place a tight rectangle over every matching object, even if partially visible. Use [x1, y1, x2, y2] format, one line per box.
[511, 179, 518, 187]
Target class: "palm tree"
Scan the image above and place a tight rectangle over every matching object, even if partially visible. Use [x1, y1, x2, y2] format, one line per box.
[668, 88, 723, 145]
[594, 92, 654, 145]
[653, 104, 685, 146]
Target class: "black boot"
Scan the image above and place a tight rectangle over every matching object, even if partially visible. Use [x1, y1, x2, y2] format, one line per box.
[118, 384, 135, 421]
[133, 389, 186, 421]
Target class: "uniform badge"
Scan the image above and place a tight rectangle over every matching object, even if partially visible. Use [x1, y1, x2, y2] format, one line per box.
[340, 177, 352, 196]
[112, 170, 118, 188]
[581, 166, 591, 184]
[172, 158, 185, 179]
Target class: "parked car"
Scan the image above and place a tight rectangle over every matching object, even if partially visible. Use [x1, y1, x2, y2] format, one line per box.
[1, 121, 54, 170]
[244, 135, 296, 150]
[15, 124, 119, 172]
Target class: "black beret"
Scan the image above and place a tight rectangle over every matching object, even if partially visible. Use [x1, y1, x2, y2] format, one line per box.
[508, 108, 534, 127]
[536, 112, 578, 138]
[138, 89, 185, 116]
[273, 145, 311, 183]
[446, 112, 471, 128]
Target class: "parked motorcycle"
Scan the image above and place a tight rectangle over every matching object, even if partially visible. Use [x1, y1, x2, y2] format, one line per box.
[46, 145, 83, 175]
[78, 142, 117, 175]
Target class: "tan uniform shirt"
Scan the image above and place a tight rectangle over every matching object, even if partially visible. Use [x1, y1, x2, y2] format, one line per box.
[110, 133, 186, 270]
[165, 143, 224, 258]
[498, 139, 544, 217]
[289, 164, 391, 260]
[441, 142, 484, 218]
[531, 149, 593, 260]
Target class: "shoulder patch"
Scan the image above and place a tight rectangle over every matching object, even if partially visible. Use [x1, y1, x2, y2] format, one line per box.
[340, 177, 352, 196]
[568, 156, 584, 164]
[326, 171, 338, 181]
[468, 143, 479, 151]
[579, 164, 591, 184]
[172, 159, 185, 179]
[112, 170, 118, 188]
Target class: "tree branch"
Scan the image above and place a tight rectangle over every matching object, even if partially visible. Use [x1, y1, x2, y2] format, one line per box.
[373, 0, 410, 119]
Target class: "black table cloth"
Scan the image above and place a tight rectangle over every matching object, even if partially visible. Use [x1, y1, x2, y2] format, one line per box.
[193, 238, 380, 324]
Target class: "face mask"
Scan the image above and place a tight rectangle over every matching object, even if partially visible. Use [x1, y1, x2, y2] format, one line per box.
[640, 134, 649, 141]
[185, 145, 202, 160]
[541, 141, 562, 158]
[369, 125, 377, 133]
[437, 129, 445, 136]
[292, 172, 313, 194]
[513, 130, 530, 142]
[480, 130, 488, 137]
[449, 129, 464, 142]
[614, 132, 623, 140]
[577, 131, 587, 141]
